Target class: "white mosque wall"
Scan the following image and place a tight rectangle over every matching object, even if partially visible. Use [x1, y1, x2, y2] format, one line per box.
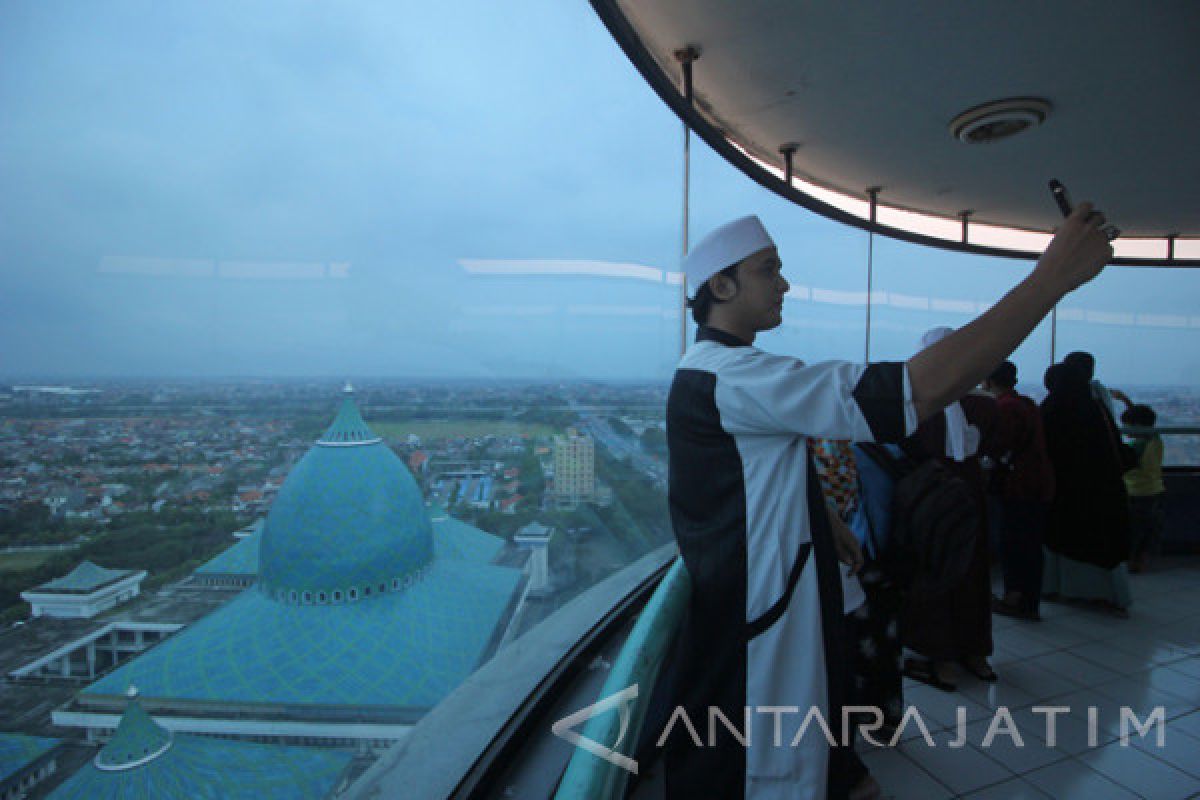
[21, 572, 146, 619]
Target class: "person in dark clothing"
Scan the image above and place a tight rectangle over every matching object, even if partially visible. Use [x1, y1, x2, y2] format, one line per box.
[1040, 363, 1133, 615]
[983, 361, 1055, 620]
[1063, 350, 1117, 421]
[900, 328, 999, 690]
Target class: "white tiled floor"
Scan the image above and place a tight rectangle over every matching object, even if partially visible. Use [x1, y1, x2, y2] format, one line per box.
[861, 560, 1200, 799]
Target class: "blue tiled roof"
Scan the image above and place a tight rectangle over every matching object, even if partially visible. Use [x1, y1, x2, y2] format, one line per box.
[50, 735, 352, 799]
[36, 561, 133, 592]
[94, 696, 172, 770]
[195, 531, 260, 576]
[85, 559, 521, 709]
[0, 733, 58, 782]
[85, 390, 521, 713]
[318, 387, 381, 445]
[234, 518, 264, 538]
[430, 513, 506, 564]
[197, 515, 502, 577]
[258, 392, 433, 598]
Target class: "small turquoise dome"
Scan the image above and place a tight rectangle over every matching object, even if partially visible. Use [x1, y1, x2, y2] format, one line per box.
[258, 386, 433, 603]
[95, 688, 172, 771]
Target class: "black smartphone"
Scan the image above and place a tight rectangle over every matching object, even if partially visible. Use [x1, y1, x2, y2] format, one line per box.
[1048, 179, 1073, 217]
[1048, 178, 1120, 240]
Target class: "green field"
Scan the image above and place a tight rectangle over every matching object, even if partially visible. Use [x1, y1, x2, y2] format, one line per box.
[0, 549, 65, 573]
[371, 421, 561, 440]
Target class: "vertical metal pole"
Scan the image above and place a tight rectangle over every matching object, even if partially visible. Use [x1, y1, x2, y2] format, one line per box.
[675, 47, 698, 356]
[865, 232, 874, 363]
[865, 188, 880, 363]
[681, 122, 690, 356]
[780, 144, 797, 186]
[958, 210, 972, 244]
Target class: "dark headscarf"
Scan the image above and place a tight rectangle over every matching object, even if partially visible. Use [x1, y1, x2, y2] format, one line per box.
[1063, 351, 1096, 381]
[1040, 362, 1130, 568]
[1044, 361, 1087, 400]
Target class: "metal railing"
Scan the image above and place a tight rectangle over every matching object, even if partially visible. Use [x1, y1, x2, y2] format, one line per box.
[554, 557, 691, 800]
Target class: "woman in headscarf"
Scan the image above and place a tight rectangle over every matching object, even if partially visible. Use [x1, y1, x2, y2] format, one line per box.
[1040, 362, 1133, 614]
[900, 327, 999, 690]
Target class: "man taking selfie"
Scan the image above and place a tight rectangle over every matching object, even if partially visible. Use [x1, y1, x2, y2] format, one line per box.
[663, 205, 1113, 800]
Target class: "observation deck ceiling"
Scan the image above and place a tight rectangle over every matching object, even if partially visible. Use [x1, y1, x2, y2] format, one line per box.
[594, 0, 1200, 265]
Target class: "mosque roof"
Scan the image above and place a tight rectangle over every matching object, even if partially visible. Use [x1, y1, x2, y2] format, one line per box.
[84, 558, 521, 709]
[317, 384, 383, 446]
[94, 691, 172, 771]
[195, 529, 260, 576]
[429, 507, 506, 563]
[195, 512, 500, 579]
[258, 386, 434, 599]
[51, 737, 351, 800]
[0, 733, 59, 782]
[32, 561, 137, 594]
[83, 390, 522, 712]
[515, 521, 553, 541]
[49, 700, 352, 800]
[234, 518, 264, 538]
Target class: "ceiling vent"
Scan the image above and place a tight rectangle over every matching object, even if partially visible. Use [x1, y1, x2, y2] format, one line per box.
[949, 98, 1051, 144]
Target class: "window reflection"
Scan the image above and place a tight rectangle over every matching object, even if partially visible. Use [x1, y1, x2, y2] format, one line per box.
[0, 0, 679, 781]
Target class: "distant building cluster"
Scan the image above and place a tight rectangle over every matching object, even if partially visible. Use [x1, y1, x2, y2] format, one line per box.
[0, 413, 300, 525]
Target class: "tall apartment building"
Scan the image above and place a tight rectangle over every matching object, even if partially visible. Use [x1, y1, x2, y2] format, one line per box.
[553, 428, 594, 509]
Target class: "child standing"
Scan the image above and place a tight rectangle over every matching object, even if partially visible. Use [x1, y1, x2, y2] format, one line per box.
[1116, 394, 1166, 573]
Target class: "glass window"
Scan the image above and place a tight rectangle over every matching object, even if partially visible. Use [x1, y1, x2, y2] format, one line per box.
[690, 138, 870, 364]
[1055, 267, 1200, 465]
[869, 238, 1052, 389]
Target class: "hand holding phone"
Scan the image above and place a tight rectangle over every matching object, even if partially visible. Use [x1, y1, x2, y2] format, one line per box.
[1035, 198, 1113, 294]
[1048, 179, 1120, 241]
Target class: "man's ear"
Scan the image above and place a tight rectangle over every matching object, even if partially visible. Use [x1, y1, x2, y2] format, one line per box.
[708, 273, 737, 301]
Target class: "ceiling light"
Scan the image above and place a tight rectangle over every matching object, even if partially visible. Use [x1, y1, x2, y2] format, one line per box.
[949, 97, 1051, 144]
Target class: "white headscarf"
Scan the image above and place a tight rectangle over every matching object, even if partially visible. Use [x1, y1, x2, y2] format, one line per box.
[918, 326, 979, 461]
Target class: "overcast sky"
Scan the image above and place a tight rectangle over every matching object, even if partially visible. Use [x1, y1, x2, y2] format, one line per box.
[1, 0, 1196, 386]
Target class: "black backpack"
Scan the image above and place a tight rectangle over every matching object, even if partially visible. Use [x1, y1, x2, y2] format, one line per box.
[856, 443, 979, 596]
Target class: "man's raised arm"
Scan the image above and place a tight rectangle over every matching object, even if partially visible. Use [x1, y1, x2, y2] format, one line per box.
[908, 202, 1113, 422]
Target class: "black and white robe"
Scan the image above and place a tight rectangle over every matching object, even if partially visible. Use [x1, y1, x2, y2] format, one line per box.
[663, 326, 915, 800]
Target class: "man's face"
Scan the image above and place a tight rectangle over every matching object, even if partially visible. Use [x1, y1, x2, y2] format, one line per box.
[728, 246, 789, 331]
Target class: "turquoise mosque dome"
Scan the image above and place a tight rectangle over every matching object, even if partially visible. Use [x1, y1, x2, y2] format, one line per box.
[258, 385, 434, 604]
[94, 687, 172, 771]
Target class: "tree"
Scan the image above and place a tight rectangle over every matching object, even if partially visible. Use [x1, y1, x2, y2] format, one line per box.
[518, 450, 545, 497]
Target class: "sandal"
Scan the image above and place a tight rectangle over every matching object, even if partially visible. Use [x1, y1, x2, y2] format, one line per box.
[960, 657, 998, 682]
[903, 658, 956, 692]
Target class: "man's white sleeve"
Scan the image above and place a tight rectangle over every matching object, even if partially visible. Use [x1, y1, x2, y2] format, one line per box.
[712, 351, 918, 441]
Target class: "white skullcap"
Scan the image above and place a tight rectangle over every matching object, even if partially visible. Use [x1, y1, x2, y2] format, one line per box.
[916, 325, 977, 461]
[918, 325, 955, 351]
[683, 215, 775, 296]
